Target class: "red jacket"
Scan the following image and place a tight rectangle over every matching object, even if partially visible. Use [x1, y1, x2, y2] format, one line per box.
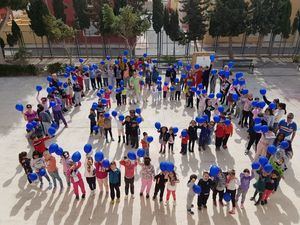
[67, 161, 83, 183]
[33, 136, 50, 153]
[95, 162, 108, 179]
[180, 134, 189, 144]
[195, 70, 203, 85]
[215, 123, 226, 138]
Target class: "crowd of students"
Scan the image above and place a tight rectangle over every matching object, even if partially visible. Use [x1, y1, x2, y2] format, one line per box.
[17, 55, 297, 216]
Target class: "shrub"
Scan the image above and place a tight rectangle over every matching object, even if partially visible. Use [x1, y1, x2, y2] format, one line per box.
[47, 62, 64, 74]
[0, 64, 39, 76]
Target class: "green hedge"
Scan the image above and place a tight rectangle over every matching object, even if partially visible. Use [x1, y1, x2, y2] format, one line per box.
[47, 62, 64, 74]
[0, 64, 39, 76]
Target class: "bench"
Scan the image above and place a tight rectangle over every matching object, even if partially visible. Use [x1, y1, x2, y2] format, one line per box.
[222, 59, 254, 73]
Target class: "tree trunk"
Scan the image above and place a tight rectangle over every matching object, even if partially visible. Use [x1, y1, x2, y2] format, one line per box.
[241, 33, 247, 55]
[40, 36, 44, 59]
[75, 32, 80, 57]
[293, 35, 300, 56]
[0, 8, 12, 64]
[228, 36, 233, 58]
[47, 36, 53, 57]
[256, 34, 264, 56]
[277, 35, 283, 55]
[214, 36, 219, 52]
[282, 38, 287, 55]
[194, 40, 199, 52]
[84, 32, 88, 58]
[173, 41, 175, 57]
[166, 32, 168, 56]
[201, 39, 204, 52]
[157, 32, 159, 58]
[268, 33, 275, 56]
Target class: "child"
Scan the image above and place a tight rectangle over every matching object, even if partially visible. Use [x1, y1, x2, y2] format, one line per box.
[215, 122, 226, 151]
[95, 160, 109, 194]
[31, 151, 52, 189]
[130, 121, 139, 149]
[89, 109, 97, 136]
[180, 133, 189, 155]
[251, 170, 270, 205]
[261, 171, 279, 205]
[85, 156, 96, 195]
[141, 132, 150, 157]
[163, 83, 169, 99]
[123, 116, 132, 145]
[170, 82, 175, 101]
[108, 161, 121, 203]
[166, 171, 179, 205]
[197, 171, 214, 210]
[198, 122, 210, 151]
[68, 160, 86, 200]
[157, 82, 162, 101]
[212, 169, 226, 206]
[32, 135, 51, 154]
[121, 87, 127, 105]
[175, 81, 181, 101]
[158, 126, 168, 154]
[139, 157, 155, 198]
[188, 120, 198, 152]
[270, 156, 285, 191]
[187, 174, 198, 215]
[103, 115, 114, 143]
[19, 152, 33, 184]
[116, 89, 122, 106]
[151, 84, 158, 103]
[166, 127, 175, 154]
[225, 169, 240, 214]
[61, 151, 71, 187]
[254, 128, 276, 161]
[153, 171, 168, 202]
[115, 117, 125, 144]
[186, 90, 194, 108]
[222, 117, 233, 149]
[120, 156, 137, 199]
[65, 78, 73, 107]
[104, 88, 112, 108]
[236, 169, 255, 209]
[44, 151, 64, 190]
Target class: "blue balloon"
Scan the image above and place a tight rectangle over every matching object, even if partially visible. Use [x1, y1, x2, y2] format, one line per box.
[104, 113, 110, 118]
[101, 98, 107, 104]
[254, 117, 262, 124]
[123, 50, 129, 56]
[186, 65, 192, 71]
[181, 74, 187, 79]
[259, 156, 268, 166]
[127, 151, 137, 160]
[46, 87, 53, 94]
[111, 111, 118, 117]
[173, 127, 179, 134]
[130, 59, 135, 65]
[93, 125, 99, 132]
[170, 86, 175, 92]
[102, 159, 110, 168]
[196, 117, 205, 124]
[166, 162, 174, 172]
[239, 79, 246, 86]
[223, 192, 231, 202]
[193, 184, 202, 194]
[146, 136, 154, 143]
[123, 58, 128, 63]
[31, 120, 38, 127]
[228, 61, 234, 68]
[224, 119, 231, 126]
[28, 173, 38, 181]
[232, 94, 239, 102]
[72, 75, 77, 81]
[36, 85, 42, 92]
[118, 114, 125, 121]
[209, 165, 220, 176]
[47, 76, 52, 82]
[208, 93, 215, 99]
[84, 144, 92, 154]
[252, 101, 259, 107]
[261, 125, 269, 133]
[177, 60, 183, 66]
[160, 161, 168, 171]
[194, 64, 200, 69]
[26, 123, 34, 131]
[50, 101, 56, 107]
[198, 83, 203, 89]
[225, 70, 230, 78]
[136, 117, 143, 124]
[56, 147, 63, 156]
[79, 58, 84, 63]
[100, 60, 105, 65]
[143, 53, 147, 58]
[64, 73, 70, 78]
[241, 89, 248, 95]
[106, 56, 111, 60]
[137, 148, 145, 157]
[254, 124, 262, 132]
[235, 72, 244, 79]
[71, 151, 81, 163]
[155, 122, 161, 130]
[213, 115, 221, 123]
[210, 54, 215, 62]
[95, 151, 104, 162]
[92, 102, 98, 110]
[136, 108, 141, 114]
[258, 101, 266, 109]
[280, 141, 289, 149]
[269, 102, 276, 110]
[211, 69, 217, 75]
[267, 145, 277, 155]
[15, 104, 24, 112]
[51, 123, 58, 129]
[260, 89, 267, 95]
[264, 163, 273, 173]
[196, 90, 201, 95]
[216, 92, 223, 98]
[63, 82, 68, 88]
[38, 168, 46, 176]
[181, 129, 188, 137]
[49, 143, 59, 154]
[233, 79, 239, 86]
[202, 114, 209, 121]
[251, 162, 260, 170]
[201, 89, 207, 95]
[48, 127, 56, 136]
[218, 106, 224, 113]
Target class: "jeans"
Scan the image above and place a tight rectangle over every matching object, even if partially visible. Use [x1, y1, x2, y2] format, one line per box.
[39, 171, 51, 184]
[90, 78, 96, 89]
[110, 183, 120, 200]
[53, 110, 67, 127]
[236, 187, 248, 204]
[84, 79, 90, 91]
[104, 128, 113, 141]
[74, 91, 81, 105]
[96, 77, 103, 88]
[49, 170, 63, 188]
[103, 78, 109, 87]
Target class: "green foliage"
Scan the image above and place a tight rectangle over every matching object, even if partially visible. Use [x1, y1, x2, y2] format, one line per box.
[11, 20, 24, 45]
[279, 0, 291, 39]
[53, 0, 66, 23]
[73, 0, 90, 29]
[0, 64, 38, 76]
[169, 10, 180, 42]
[163, 7, 170, 36]
[47, 62, 64, 74]
[27, 0, 49, 37]
[43, 15, 75, 41]
[0, 38, 5, 49]
[102, 4, 116, 35]
[152, 0, 164, 34]
[6, 33, 17, 47]
[0, 0, 28, 10]
[292, 11, 300, 34]
[13, 46, 31, 62]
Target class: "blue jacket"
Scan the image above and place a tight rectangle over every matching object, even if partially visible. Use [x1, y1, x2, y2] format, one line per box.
[109, 168, 121, 185]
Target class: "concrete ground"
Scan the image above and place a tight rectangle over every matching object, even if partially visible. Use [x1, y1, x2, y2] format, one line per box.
[0, 62, 300, 225]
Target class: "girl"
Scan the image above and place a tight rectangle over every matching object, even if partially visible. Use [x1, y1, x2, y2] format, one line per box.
[19, 152, 33, 184]
[97, 113, 105, 138]
[114, 64, 122, 87]
[254, 127, 276, 161]
[104, 115, 114, 143]
[88, 109, 97, 136]
[273, 103, 286, 130]
[165, 171, 179, 206]
[197, 171, 214, 210]
[151, 84, 159, 103]
[44, 151, 64, 190]
[198, 122, 210, 151]
[215, 121, 226, 151]
[31, 151, 52, 189]
[188, 120, 198, 152]
[145, 68, 152, 90]
[157, 82, 163, 101]
[68, 160, 86, 200]
[116, 89, 122, 106]
[83, 70, 90, 91]
[94, 160, 109, 194]
[123, 116, 132, 145]
[222, 117, 233, 149]
[180, 132, 189, 155]
[212, 169, 226, 206]
[120, 156, 137, 199]
[261, 171, 278, 205]
[61, 151, 71, 187]
[225, 169, 240, 214]
[264, 108, 275, 128]
[121, 87, 127, 105]
[85, 156, 96, 195]
[204, 98, 215, 121]
[170, 82, 175, 101]
[139, 157, 155, 198]
[107, 65, 115, 88]
[73, 81, 82, 107]
[251, 170, 270, 205]
[153, 171, 168, 202]
[174, 80, 181, 101]
[163, 83, 169, 99]
[236, 169, 255, 209]
[158, 126, 168, 154]
[108, 161, 121, 203]
[116, 116, 125, 143]
[104, 88, 112, 108]
[187, 174, 198, 215]
[141, 132, 150, 157]
[37, 104, 52, 136]
[166, 127, 175, 154]
[240, 93, 253, 128]
[65, 78, 73, 107]
[23, 104, 38, 122]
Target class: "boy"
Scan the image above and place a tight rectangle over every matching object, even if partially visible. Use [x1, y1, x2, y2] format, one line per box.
[180, 133, 189, 155]
[152, 171, 168, 202]
[141, 132, 150, 157]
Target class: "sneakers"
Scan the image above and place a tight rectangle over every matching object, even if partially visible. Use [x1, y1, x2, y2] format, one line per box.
[245, 149, 249, 155]
[111, 200, 115, 204]
[250, 197, 255, 201]
[198, 206, 202, 210]
[173, 201, 176, 206]
[187, 209, 194, 215]
[229, 210, 235, 214]
[140, 192, 143, 196]
[82, 194, 86, 199]
[131, 195, 135, 199]
[240, 203, 244, 209]
[40, 182, 43, 189]
[165, 201, 169, 206]
[152, 196, 156, 200]
[76, 195, 80, 200]
[146, 194, 150, 199]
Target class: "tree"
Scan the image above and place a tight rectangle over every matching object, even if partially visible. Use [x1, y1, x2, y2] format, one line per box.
[163, 7, 171, 55]
[103, 5, 150, 56]
[43, 15, 75, 63]
[113, 0, 127, 15]
[169, 10, 180, 56]
[0, 37, 5, 58]
[292, 11, 300, 55]
[12, 20, 24, 47]
[27, 0, 50, 58]
[52, 0, 66, 23]
[152, 0, 164, 57]
[180, 0, 209, 51]
[0, 0, 29, 63]
[277, 0, 291, 55]
[209, 1, 222, 52]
